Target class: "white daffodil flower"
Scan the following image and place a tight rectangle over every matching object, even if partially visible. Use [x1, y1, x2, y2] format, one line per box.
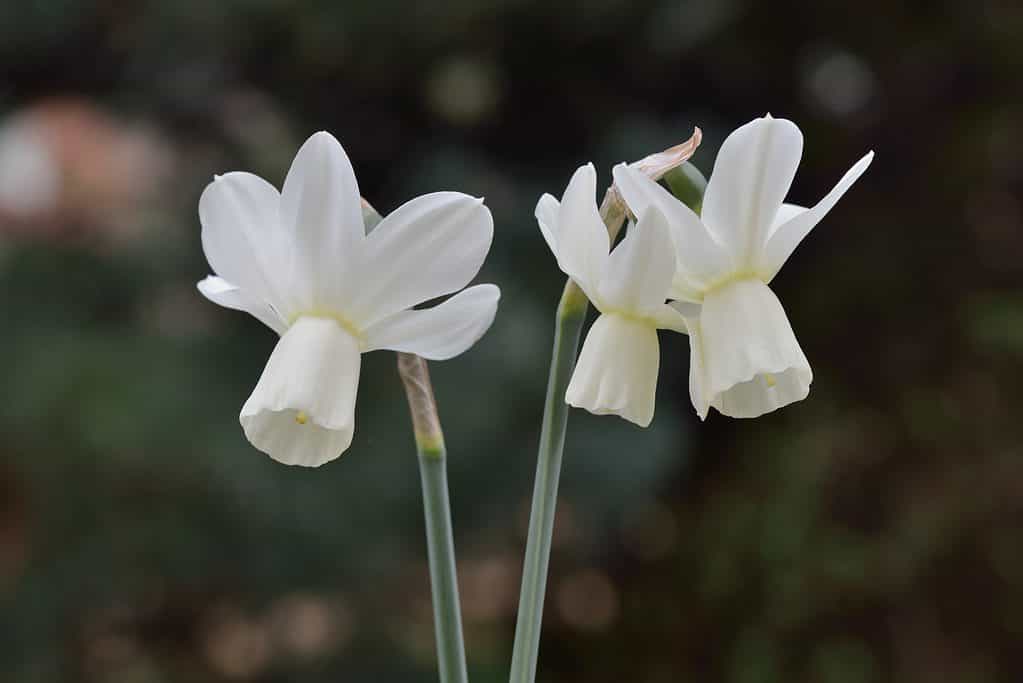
[537, 163, 686, 426]
[198, 132, 499, 466]
[614, 115, 873, 420]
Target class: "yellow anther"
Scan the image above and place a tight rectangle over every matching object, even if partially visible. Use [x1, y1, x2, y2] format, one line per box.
[764, 374, 777, 388]
[295, 411, 309, 425]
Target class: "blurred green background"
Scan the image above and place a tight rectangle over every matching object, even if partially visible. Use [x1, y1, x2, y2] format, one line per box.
[1, 1, 1021, 681]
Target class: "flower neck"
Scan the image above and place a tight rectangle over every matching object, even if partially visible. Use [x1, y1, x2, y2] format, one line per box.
[598, 307, 661, 329]
[699, 271, 769, 299]
[287, 311, 366, 349]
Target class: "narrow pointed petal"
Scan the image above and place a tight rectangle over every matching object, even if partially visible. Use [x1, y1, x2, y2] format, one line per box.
[280, 132, 365, 309]
[698, 279, 812, 418]
[760, 151, 874, 280]
[345, 192, 493, 327]
[612, 164, 732, 296]
[535, 192, 561, 257]
[197, 276, 287, 334]
[240, 317, 361, 467]
[199, 172, 295, 317]
[362, 284, 500, 360]
[554, 163, 609, 298]
[597, 206, 676, 315]
[700, 116, 804, 265]
[565, 313, 660, 427]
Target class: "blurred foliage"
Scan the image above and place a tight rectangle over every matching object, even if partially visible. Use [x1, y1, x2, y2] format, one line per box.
[1, 0, 1022, 682]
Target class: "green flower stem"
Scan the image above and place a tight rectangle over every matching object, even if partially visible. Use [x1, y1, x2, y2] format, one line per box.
[508, 278, 589, 683]
[418, 446, 467, 683]
[398, 352, 467, 683]
[507, 130, 701, 682]
[509, 187, 628, 683]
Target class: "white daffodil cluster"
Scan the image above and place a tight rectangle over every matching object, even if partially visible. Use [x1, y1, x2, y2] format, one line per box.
[541, 115, 873, 424]
[199, 115, 871, 466]
[197, 117, 875, 683]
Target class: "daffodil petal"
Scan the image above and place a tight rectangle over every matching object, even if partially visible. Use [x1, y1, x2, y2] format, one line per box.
[345, 192, 493, 327]
[535, 192, 561, 258]
[771, 203, 807, 232]
[683, 313, 712, 420]
[760, 151, 874, 280]
[197, 276, 287, 334]
[199, 171, 295, 317]
[240, 316, 361, 467]
[612, 163, 732, 295]
[700, 116, 804, 266]
[650, 302, 688, 333]
[553, 163, 609, 299]
[280, 131, 365, 310]
[598, 205, 676, 315]
[362, 284, 500, 360]
[669, 300, 702, 319]
[667, 301, 712, 419]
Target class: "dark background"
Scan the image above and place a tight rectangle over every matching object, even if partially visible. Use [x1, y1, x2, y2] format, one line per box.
[1, 1, 1021, 681]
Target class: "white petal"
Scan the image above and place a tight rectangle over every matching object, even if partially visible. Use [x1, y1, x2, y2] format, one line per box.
[668, 302, 711, 418]
[669, 300, 702, 319]
[535, 192, 561, 258]
[700, 116, 803, 266]
[612, 164, 732, 298]
[650, 303, 689, 333]
[771, 203, 806, 231]
[199, 172, 295, 317]
[554, 163, 609, 299]
[197, 276, 287, 334]
[240, 316, 361, 467]
[698, 278, 812, 418]
[345, 192, 493, 327]
[682, 313, 712, 420]
[362, 284, 500, 360]
[280, 132, 365, 309]
[565, 313, 660, 427]
[597, 205, 676, 315]
[759, 151, 874, 280]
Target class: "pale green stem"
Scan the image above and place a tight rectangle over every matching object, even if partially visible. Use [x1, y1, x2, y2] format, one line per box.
[509, 188, 629, 683]
[508, 279, 589, 683]
[418, 451, 469, 683]
[398, 352, 469, 683]
[419, 449, 466, 683]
